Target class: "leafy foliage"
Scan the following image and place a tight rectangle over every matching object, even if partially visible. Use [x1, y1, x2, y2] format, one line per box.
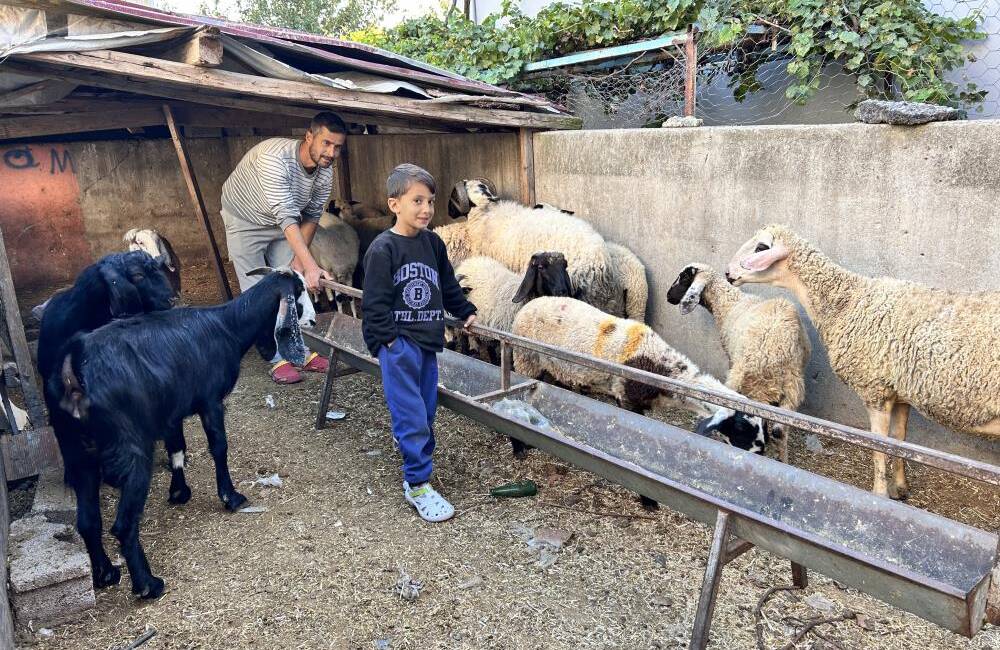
[198, 0, 397, 37]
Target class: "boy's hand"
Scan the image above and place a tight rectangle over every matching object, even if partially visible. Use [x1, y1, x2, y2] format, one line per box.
[463, 314, 477, 330]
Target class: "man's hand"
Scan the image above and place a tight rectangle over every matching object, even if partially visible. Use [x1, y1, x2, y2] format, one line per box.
[303, 265, 331, 292]
[463, 314, 477, 330]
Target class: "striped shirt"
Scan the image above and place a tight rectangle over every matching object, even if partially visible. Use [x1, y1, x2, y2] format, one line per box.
[221, 138, 333, 232]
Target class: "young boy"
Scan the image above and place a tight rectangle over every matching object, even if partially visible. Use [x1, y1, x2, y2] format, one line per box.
[362, 164, 477, 522]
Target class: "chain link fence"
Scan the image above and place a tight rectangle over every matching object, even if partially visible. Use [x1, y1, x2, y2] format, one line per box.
[515, 1, 999, 128]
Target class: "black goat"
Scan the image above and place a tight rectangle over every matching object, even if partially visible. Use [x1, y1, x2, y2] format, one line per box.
[48, 268, 315, 599]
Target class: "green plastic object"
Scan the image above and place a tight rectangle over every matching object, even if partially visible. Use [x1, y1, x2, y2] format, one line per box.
[490, 479, 538, 498]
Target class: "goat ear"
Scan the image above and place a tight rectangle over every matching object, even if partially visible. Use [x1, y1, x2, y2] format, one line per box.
[99, 265, 142, 317]
[274, 294, 307, 366]
[247, 266, 274, 277]
[512, 264, 539, 304]
[59, 355, 89, 420]
[740, 243, 789, 272]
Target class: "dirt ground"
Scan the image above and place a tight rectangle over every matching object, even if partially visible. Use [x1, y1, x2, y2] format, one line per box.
[13, 345, 999, 650]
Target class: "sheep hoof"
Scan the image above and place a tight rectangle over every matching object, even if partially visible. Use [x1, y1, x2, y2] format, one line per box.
[223, 491, 248, 512]
[134, 575, 165, 599]
[168, 485, 192, 505]
[93, 564, 121, 589]
[639, 495, 659, 511]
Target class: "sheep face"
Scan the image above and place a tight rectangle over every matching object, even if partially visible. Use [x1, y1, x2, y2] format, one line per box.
[448, 178, 498, 218]
[123, 228, 176, 272]
[667, 263, 712, 314]
[695, 409, 768, 454]
[512, 252, 575, 303]
[725, 226, 791, 286]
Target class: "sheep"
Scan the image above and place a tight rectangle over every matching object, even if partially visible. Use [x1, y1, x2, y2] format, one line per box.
[447, 180, 627, 318]
[123, 228, 182, 300]
[531, 202, 649, 321]
[666, 262, 811, 461]
[433, 221, 475, 269]
[47, 267, 315, 598]
[511, 297, 766, 447]
[327, 199, 394, 288]
[726, 224, 1000, 499]
[312, 207, 360, 313]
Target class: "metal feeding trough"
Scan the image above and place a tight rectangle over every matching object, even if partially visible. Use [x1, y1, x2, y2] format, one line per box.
[306, 291, 1000, 647]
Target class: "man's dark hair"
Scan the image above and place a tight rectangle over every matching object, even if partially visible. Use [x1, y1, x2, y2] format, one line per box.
[387, 163, 436, 198]
[310, 111, 347, 135]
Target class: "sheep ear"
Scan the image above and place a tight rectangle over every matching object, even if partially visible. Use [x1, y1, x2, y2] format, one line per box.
[247, 266, 274, 277]
[327, 200, 341, 216]
[154, 240, 176, 272]
[100, 265, 142, 317]
[533, 204, 544, 210]
[123, 228, 138, 244]
[679, 275, 708, 315]
[512, 264, 539, 304]
[274, 294, 306, 366]
[740, 243, 789, 272]
[666, 265, 697, 306]
[560, 208, 575, 215]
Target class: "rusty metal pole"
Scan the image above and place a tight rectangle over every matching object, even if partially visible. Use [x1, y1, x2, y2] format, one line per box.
[684, 25, 698, 118]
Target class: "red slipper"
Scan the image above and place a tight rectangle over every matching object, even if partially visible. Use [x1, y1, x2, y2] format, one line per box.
[301, 352, 329, 373]
[270, 360, 303, 384]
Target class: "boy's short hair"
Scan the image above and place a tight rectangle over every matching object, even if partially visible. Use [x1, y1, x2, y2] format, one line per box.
[387, 163, 436, 199]
[310, 111, 347, 135]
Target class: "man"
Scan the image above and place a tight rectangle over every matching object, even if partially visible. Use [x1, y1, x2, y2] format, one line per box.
[222, 111, 345, 384]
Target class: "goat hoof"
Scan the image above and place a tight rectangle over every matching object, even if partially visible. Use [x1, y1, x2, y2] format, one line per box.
[93, 564, 121, 589]
[223, 491, 248, 512]
[639, 496, 659, 511]
[134, 576, 165, 600]
[169, 485, 192, 504]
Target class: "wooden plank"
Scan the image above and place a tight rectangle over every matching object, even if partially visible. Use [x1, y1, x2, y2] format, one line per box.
[0, 228, 44, 428]
[162, 104, 233, 301]
[0, 426, 60, 482]
[169, 104, 310, 131]
[689, 510, 731, 650]
[684, 26, 697, 118]
[518, 128, 536, 205]
[0, 426, 13, 650]
[15, 50, 581, 130]
[158, 26, 223, 67]
[0, 106, 164, 141]
[336, 147, 353, 202]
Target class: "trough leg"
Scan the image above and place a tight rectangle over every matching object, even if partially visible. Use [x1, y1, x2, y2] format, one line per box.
[689, 510, 731, 650]
[792, 561, 808, 588]
[888, 402, 910, 500]
[315, 349, 338, 430]
[199, 403, 247, 512]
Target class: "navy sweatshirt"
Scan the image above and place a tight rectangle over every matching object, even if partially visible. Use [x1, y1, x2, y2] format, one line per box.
[361, 228, 477, 356]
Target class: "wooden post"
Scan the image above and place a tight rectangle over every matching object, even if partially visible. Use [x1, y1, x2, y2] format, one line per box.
[684, 26, 698, 118]
[162, 104, 233, 301]
[336, 146, 352, 202]
[0, 226, 44, 427]
[500, 341, 512, 392]
[315, 349, 338, 430]
[0, 429, 13, 649]
[518, 128, 536, 206]
[689, 510, 730, 650]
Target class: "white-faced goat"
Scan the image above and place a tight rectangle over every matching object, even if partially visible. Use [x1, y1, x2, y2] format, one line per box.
[123, 228, 182, 300]
[47, 268, 315, 599]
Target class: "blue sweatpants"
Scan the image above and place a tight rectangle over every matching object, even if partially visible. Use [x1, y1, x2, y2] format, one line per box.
[378, 336, 439, 485]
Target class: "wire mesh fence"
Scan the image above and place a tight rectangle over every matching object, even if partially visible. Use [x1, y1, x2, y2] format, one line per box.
[514, 1, 999, 129]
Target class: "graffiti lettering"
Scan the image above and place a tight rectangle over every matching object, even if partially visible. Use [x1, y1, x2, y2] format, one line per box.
[3, 147, 39, 170]
[50, 148, 75, 175]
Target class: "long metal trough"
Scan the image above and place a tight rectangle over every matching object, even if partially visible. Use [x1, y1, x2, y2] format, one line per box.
[305, 309, 999, 646]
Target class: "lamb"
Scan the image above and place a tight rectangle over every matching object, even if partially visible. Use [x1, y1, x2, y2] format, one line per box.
[447, 180, 627, 318]
[726, 224, 1000, 499]
[511, 297, 767, 450]
[327, 199, 394, 288]
[48, 267, 315, 598]
[312, 207, 360, 312]
[123, 228, 182, 300]
[667, 262, 811, 461]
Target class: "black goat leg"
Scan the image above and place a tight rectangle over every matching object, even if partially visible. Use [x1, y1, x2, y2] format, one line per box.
[109, 452, 163, 599]
[200, 403, 246, 512]
[72, 466, 121, 588]
[164, 424, 192, 504]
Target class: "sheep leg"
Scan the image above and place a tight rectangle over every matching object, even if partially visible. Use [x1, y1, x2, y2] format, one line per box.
[866, 404, 893, 498]
[109, 454, 164, 599]
[72, 467, 121, 588]
[164, 425, 191, 505]
[888, 402, 910, 500]
[199, 403, 247, 512]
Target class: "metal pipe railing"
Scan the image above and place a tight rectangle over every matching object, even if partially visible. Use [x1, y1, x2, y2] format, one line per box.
[318, 278, 1000, 488]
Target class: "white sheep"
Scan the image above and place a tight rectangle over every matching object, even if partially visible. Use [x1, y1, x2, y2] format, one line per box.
[606, 242, 648, 322]
[448, 180, 625, 318]
[432, 221, 475, 269]
[666, 262, 811, 461]
[453, 252, 575, 361]
[726, 224, 1000, 499]
[511, 296, 767, 452]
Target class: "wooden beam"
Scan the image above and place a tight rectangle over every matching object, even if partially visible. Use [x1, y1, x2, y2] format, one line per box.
[684, 26, 698, 118]
[168, 104, 310, 131]
[162, 104, 233, 302]
[15, 50, 581, 130]
[0, 425, 13, 650]
[0, 107, 164, 141]
[518, 128, 536, 205]
[0, 227, 45, 428]
[158, 26, 223, 67]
